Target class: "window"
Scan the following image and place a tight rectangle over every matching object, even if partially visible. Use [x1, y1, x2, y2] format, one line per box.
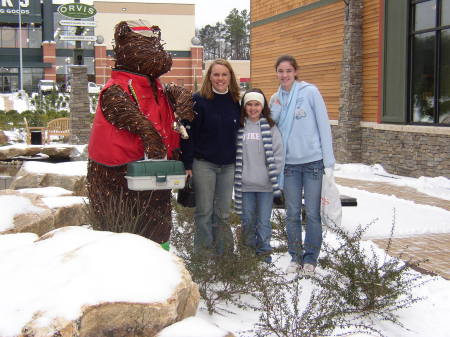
[410, 0, 450, 124]
[0, 23, 42, 48]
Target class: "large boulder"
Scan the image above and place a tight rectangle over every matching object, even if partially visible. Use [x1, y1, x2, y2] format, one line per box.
[0, 189, 87, 236]
[0, 144, 86, 161]
[0, 144, 42, 160]
[0, 227, 200, 337]
[10, 161, 87, 196]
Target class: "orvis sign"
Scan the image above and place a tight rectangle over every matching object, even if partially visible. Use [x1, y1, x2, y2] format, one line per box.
[0, 0, 41, 23]
[57, 3, 97, 19]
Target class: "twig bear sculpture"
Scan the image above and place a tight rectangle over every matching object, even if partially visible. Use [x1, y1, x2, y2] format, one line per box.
[87, 20, 194, 245]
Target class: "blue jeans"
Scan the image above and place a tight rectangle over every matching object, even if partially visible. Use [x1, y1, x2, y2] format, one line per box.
[283, 160, 324, 265]
[241, 191, 274, 262]
[192, 158, 235, 256]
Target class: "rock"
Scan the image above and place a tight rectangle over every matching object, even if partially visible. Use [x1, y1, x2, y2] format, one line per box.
[53, 202, 86, 227]
[0, 145, 42, 160]
[41, 146, 75, 160]
[156, 316, 236, 337]
[0, 189, 54, 236]
[0, 144, 82, 161]
[0, 227, 200, 337]
[0, 190, 87, 236]
[10, 161, 87, 196]
[0, 130, 8, 145]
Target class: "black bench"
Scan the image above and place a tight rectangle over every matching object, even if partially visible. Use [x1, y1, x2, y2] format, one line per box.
[340, 195, 358, 207]
[273, 194, 357, 209]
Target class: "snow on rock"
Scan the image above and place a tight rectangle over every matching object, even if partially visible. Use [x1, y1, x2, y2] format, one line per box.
[0, 226, 200, 337]
[0, 190, 86, 236]
[17, 186, 73, 197]
[10, 161, 87, 196]
[0, 193, 48, 232]
[156, 316, 235, 337]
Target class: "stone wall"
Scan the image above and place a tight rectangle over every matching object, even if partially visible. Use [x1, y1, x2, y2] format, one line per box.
[69, 66, 91, 145]
[332, 123, 450, 178]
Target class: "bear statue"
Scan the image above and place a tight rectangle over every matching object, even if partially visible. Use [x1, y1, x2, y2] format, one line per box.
[87, 20, 194, 246]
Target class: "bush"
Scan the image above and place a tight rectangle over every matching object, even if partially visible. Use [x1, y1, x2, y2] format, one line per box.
[171, 201, 427, 336]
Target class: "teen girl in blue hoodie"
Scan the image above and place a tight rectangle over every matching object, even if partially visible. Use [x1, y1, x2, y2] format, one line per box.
[269, 55, 336, 274]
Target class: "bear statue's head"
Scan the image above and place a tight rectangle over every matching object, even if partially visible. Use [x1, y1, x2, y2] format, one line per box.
[113, 20, 173, 78]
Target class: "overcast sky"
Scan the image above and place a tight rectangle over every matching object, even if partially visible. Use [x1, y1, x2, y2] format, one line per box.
[78, 0, 250, 28]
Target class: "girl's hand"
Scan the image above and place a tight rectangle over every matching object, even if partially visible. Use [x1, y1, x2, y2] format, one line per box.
[185, 170, 193, 178]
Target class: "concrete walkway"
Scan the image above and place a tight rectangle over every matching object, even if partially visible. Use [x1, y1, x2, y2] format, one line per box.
[336, 177, 450, 280]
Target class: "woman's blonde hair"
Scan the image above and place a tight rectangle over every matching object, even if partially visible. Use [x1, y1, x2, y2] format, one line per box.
[200, 59, 240, 102]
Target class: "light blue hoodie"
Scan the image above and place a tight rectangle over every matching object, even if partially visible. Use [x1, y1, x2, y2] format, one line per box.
[269, 81, 335, 168]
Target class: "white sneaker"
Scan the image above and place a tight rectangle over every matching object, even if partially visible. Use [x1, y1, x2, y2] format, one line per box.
[286, 261, 301, 273]
[303, 263, 315, 275]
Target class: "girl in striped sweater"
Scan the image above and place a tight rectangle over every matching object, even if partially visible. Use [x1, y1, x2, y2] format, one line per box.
[234, 89, 284, 263]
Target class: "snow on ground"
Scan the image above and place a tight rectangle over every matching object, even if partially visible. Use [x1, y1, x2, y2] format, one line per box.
[13, 93, 30, 112]
[0, 160, 449, 336]
[335, 163, 450, 201]
[157, 316, 233, 337]
[339, 185, 450, 239]
[1, 130, 24, 143]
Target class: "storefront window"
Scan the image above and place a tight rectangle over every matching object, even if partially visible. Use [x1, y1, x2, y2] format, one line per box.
[410, 0, 450, 124]
[1, 27, 15, 47]
[440, 29, 450, 124]
[28, 25, 42, 48]
[0, 24, 42, 48]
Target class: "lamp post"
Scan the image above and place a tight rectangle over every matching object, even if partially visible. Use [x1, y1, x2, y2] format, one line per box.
[18, 0, 24, 94]
[65, 57, 71, 92]
[190, 36, 201, 91]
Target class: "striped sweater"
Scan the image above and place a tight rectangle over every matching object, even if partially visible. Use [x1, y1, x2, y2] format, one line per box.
[234, 117, 283, 215]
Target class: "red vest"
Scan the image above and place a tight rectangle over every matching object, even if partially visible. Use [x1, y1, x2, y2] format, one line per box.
[88, 70, 179, 166]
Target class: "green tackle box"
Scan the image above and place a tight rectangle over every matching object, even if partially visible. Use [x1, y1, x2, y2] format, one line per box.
[125, 160, 186, 191]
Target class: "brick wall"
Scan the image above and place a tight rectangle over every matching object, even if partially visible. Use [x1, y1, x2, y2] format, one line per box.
[332, 124, 450, 178]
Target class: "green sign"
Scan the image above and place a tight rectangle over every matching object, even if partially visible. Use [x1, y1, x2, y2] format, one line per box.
[57, 3, 96, 19]
[0, 0, 41, 23]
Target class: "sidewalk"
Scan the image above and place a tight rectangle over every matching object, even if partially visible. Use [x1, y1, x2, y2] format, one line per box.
[335, 177, 450, 280]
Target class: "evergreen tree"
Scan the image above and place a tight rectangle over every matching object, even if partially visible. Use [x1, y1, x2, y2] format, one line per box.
[197, 8, 250, 60]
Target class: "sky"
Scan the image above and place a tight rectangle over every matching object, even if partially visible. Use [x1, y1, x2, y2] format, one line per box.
[68, 0, 251, 28]
[0, 157, 449, 336]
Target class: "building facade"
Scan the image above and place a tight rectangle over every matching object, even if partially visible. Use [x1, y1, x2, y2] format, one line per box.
[250, 0, 450, 178]
[0, 0, 202, 93]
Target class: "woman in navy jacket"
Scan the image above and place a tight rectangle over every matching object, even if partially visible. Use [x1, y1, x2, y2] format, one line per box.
[181, 59, 241, 257]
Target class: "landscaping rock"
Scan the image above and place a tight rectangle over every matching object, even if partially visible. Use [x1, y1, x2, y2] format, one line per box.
[0, 227, 200, 337]
[10, 162, 87, 196]
[0, 190, 87, 236]
[0, 130, 8, 145]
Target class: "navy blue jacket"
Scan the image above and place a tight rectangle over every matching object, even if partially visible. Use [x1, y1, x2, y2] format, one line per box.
[181, 92, 240, 170]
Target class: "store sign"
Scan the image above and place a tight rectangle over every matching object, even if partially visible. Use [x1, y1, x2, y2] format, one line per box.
[0, 0, 41, 23]
[57, 3, 96, 19]
[59, 35, 97, 42]
[60, 20, 96, 27]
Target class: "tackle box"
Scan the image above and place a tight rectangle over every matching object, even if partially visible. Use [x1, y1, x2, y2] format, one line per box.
[125, 159, 186, 191]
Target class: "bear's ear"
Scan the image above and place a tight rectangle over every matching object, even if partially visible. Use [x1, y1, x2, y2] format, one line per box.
[114, 21, 132, 42]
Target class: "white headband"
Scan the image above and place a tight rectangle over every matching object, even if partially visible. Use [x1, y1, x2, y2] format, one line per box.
[243, 92, 265, 106]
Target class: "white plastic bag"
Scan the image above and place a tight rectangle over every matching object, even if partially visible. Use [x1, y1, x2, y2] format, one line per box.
[320, 171, 342, 227]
